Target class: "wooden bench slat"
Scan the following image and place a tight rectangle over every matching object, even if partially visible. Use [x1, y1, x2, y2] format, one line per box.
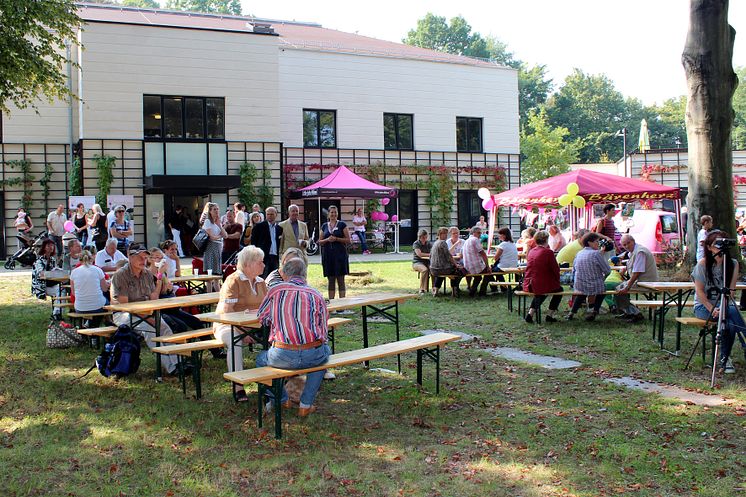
[53, 303, 75, 309]
[151, 328, 215, 344]
[76, 326, 118, 337]
[153, 339, 225, 356]
[68, 311, 114, 318]
[514, 290, 618, 297]
[327, 317, 353, 327]
[224, 332, 460, 385]
[631, 300, 694, 308]
[675, 317, 710, 326]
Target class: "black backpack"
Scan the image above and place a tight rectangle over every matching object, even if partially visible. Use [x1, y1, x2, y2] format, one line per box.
[80, 325, 142, 379]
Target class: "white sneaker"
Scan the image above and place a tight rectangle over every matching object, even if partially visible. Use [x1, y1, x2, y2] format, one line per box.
[724, 358, 736, 374]
[324, 371, 336, 380]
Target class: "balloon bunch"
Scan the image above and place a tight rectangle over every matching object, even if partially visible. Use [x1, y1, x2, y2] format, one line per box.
[558, 182, 586, 209]
[478, 187, 494, 210]
[371, 211, 389, 222]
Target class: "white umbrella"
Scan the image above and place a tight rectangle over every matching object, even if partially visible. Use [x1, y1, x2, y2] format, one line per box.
[638, 119, 651, 152]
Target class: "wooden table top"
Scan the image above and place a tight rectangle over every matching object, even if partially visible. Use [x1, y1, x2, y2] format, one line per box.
[42, 271, 70, 283]
[638, 281, 746, 291]
[170, 274, 222, 284]
[195, 291, 418, 327]
[106, 292, 220, 314]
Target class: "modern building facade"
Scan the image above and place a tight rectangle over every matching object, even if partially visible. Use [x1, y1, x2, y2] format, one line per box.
[0, 3, 520, 257]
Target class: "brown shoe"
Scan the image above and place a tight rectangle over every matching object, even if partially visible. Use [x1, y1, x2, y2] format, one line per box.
[298, 405, 317, 417]
[281, 399, 293, 409]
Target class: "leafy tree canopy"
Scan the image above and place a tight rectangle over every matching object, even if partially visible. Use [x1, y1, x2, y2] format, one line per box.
[0, 0, 81, 114]
[164, 0, 241, 15]
[733, 66, 746, 150]
[520, 109, 579, 182]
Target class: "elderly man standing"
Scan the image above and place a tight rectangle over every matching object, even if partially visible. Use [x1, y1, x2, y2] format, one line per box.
[251, 206, 283, 278]
[278, 204, 309, 255]
[462, 226, 492, 297]
[257, 258, 330, 416]
[614, 234, 659, 323]
[110, 243, 185, 376]
[46, 204, 67, 259]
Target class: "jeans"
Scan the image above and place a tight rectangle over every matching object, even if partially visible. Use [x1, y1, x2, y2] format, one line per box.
[50, 235, 63, 259]
[256, 344, 331, 407]
[693, 303, 744, 364]
[570, 294, 604, 314]
[353, 231, 368, 251]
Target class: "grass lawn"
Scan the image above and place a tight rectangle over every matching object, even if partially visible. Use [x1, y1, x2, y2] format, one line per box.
[0, 260, 745, 496]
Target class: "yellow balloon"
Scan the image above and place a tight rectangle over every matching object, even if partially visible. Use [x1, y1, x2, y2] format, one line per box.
[572, 196, 586, 209]
[558, 193, 572, 207]
[567, 182, 579, 196]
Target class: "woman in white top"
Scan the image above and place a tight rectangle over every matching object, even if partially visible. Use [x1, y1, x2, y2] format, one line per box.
[547, 224, 567, 252]
[493, 227, 519, 270]
[351, 207, 370, 254]
[160, 240, 181, 278]
[70, 250, 109, 315]
[446, 227, 465, 257]
[200, 202, 228, 292]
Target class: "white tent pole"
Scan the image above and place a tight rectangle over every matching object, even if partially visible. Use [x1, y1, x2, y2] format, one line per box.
[318, 197, 322, 239]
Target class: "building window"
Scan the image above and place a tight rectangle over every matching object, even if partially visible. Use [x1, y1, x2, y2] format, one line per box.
[303, 109, 336, 148]
[456, 117, 483, 153]
[384, 113, 414, 150]
[143, 95, 224, 141]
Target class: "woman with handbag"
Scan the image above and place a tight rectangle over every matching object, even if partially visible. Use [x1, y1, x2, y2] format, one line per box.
[200, 202, 229, 292]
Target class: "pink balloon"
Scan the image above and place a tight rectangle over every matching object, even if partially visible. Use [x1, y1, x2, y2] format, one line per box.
[391, 215, 399, 222]
[370, 212, 379, 221]
[381, 197, 390, 206]
[381, 213, 389, 221]
[64, 221, 75, 232]
[482, 198, 494, 210]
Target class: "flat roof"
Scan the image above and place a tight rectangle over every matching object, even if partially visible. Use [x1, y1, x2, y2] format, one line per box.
[76, 3, 511, 70]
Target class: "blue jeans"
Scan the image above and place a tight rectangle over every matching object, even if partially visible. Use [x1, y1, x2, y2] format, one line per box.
[256, 344, 331, 407]
[353, 231, 368, 251]
[694, 303, 744, 364]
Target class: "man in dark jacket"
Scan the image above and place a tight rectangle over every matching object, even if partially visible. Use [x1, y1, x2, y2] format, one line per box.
[250, 206, 282, 277]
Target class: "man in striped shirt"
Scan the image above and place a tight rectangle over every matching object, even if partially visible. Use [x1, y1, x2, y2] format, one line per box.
[256, 257, 330, 416]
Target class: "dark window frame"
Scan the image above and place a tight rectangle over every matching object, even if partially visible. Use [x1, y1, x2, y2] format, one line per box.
[456, 116, 483, 153]
[143, 94, 225, 143]
[303, 109, 337, 149]
[383, 112, 414, 151]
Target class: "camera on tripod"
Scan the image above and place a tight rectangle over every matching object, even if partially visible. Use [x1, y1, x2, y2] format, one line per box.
[713, 238, 737, 250]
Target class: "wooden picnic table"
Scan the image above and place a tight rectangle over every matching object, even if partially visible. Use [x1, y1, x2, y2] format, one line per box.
[196, 291, 419, 373]
[170, 274, 222, 293]
[637, 281, 746, 356]
[106, 292, 220, 380]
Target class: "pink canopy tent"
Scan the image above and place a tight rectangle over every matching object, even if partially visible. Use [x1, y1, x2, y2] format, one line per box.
[488, 169, 682, 246]
[290, 165, 401, 251]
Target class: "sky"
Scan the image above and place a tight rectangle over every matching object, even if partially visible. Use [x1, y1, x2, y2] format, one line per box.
[241, 0, 746, 106]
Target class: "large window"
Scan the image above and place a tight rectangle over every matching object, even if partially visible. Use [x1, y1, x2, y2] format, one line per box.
[384, 113, 414, 150]
[456, 117, 483, 153]
[303, 109, 336, 148]
[143, 95, 224, 141]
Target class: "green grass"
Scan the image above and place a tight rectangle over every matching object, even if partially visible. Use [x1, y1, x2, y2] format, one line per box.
[0, 261, 745, 496]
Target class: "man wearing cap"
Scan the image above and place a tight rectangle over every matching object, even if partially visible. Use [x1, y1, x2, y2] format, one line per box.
[110, 243, 185, 376]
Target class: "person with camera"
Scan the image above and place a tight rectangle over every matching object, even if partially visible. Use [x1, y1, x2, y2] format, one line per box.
[567, 232, 611, 321]
[692, 231, 744, 374]
[614, 234, 659, 323]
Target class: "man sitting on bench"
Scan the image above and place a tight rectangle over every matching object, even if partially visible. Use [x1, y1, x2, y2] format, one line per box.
[256, 257, 330, 417]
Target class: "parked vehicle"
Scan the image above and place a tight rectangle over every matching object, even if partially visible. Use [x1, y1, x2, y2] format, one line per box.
[624, 210, 681, 256]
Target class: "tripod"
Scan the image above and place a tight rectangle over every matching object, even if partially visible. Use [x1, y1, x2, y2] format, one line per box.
[685, 248, 746, 387]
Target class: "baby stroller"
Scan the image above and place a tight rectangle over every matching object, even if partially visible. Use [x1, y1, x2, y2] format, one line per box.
[4, 230, 48, 270]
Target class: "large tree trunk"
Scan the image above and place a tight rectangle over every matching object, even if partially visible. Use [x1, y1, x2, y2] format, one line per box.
[683, 0, 739, 264]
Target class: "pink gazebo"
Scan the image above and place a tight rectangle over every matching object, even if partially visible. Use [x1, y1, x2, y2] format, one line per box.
[487, 169, 682, 247]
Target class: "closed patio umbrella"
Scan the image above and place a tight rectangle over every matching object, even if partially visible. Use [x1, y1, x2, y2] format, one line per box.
[638, 119, 651, 152]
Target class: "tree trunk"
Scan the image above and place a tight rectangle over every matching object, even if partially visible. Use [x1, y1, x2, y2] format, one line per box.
[683, 0, 739, 264]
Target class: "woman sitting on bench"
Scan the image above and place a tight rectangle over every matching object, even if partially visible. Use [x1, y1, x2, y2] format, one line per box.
[523, 231, 563, 323]
[70, 249, 110, 327]
[429, 227, 465, 296]
[567, 232, 611, 322]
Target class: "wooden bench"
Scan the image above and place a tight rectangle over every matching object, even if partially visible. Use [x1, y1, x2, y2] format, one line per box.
[68, 311, 114, 328]
[676, 317, 716, 364]
[224, 332, 460, 439]
[514, 289, 619, 323]
[149, 318, 354, 399]
[76, 326, 119, 350]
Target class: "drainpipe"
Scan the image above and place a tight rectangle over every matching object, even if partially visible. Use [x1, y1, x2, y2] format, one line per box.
[77, 28, 84, 143]
[66, 39, 74, 189]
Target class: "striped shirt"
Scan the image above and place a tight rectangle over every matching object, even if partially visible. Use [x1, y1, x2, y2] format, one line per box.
[257, 276, 329, 345]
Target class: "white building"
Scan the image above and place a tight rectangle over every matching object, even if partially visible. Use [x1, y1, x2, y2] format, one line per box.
[0, 3, 520, 256]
